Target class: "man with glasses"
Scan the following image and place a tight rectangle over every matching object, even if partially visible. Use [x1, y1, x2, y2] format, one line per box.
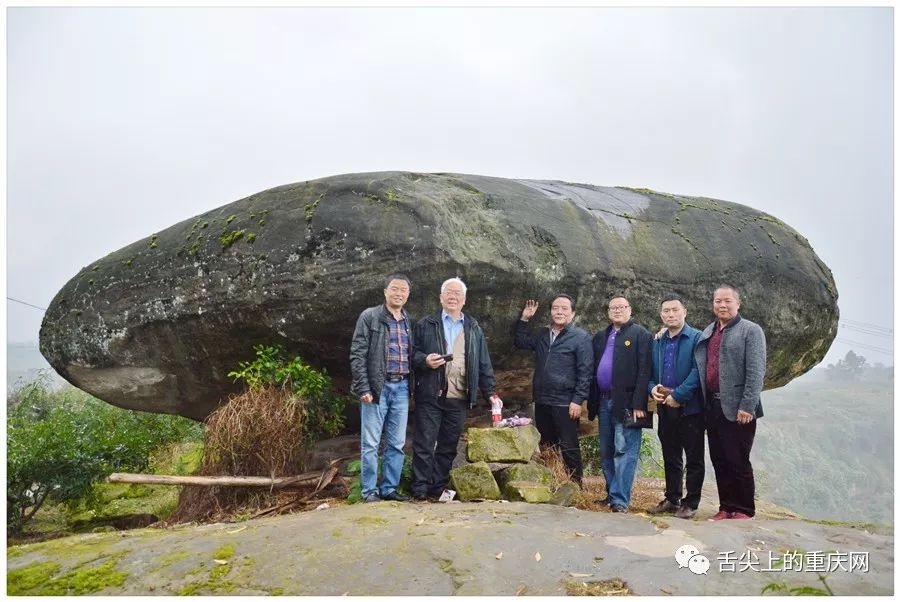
[514, 294, 593, 484]
[587, 296, 652, 513]
[410, 277, 500, 501]
[349, 274, 415, 503]
[694, 285, 766, 520]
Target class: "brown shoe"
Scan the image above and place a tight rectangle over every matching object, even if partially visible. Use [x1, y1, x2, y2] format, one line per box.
[648, 499, 679, 515]
[674, 505, 696, 519]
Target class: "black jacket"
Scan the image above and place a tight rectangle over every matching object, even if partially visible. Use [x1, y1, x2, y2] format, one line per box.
[413, 311, 496, 408]
[349, 304, 414, 401]
[587, 320, 653, 422]
[514, 320, 593, 407]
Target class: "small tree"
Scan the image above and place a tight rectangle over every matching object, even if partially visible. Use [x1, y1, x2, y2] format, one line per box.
[6, 379, 200, 534]
[825, 350, 868, 382]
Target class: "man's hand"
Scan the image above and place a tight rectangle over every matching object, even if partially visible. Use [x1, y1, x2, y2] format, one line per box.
[360, 393, 374, 404]
[664, 395, 680, 408]
[736, 410, 754, 424]
[650, 384, 665, 402]
[633, 409, 646, 419]
[521, 299, 539, 321]
[569, 402, 582, 420]
[425, 353, 447, 369]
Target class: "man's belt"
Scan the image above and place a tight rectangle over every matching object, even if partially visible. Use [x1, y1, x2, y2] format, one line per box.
[385, 374, 409, 383]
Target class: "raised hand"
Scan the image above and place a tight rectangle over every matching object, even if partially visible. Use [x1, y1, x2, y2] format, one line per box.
[521, 299, 539, 321]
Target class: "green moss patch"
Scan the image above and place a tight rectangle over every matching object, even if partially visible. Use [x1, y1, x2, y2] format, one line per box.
[8, 561, 61, 594]
[352, 516, 388, 526]
[213, 543, 236, 560]
[9, 556, 128, 595]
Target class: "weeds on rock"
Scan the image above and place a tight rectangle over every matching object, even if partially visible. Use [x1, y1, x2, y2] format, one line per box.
[169, 345, 353, 523]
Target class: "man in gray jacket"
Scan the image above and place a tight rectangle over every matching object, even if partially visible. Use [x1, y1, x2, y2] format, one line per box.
[694, 285, 766, 520]
[350, 274, 414, 503]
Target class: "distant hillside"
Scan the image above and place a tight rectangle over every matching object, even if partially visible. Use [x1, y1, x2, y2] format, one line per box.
[755, 373, 893, 525]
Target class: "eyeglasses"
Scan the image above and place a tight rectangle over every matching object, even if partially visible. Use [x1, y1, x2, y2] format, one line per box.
[608, 305, 630, 312]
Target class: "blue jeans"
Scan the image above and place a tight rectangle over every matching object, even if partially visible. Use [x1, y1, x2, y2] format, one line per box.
[360, 380, 409, 497]
[598, 397, 642, 508]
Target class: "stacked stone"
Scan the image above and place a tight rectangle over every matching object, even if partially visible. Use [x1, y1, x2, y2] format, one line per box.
[447, 425, 580, 506]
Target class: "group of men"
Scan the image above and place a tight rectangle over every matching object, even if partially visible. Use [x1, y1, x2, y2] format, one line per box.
[350, 274, 766, 521]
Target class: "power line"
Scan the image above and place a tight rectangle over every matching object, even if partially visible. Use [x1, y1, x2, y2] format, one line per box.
[839, 323, 893, 338]
[840, 318, 893, 333]
[835, 338, 893, 355]
[7, 297, 47, 311]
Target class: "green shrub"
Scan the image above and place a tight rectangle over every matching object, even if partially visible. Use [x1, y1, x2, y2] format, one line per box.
[6, 376, 201, 534]
[228, 344, 351, 446]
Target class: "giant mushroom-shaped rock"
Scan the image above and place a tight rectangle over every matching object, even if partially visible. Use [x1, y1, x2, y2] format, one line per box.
[40, 172, 838, 420]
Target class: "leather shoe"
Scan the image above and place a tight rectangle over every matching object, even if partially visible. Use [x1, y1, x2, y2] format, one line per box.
[363, 493, 381, 503]
[381, 491, 410, 502]
[674, 505, 697, 519]
[648, 499, 680, 515]
[610, 504, 628, 513]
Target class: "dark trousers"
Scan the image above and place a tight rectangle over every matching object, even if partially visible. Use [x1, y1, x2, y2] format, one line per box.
[411, 396, 468, 497]
[706, 397, 757, 516]
[534, 403, 583, 482]
[657, 408, 705, 509]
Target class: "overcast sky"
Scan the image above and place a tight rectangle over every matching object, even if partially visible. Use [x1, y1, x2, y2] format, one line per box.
[6, 7, 894, 369]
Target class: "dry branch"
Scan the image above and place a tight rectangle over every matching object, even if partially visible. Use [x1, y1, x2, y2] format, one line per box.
[107, 473, 322, 488]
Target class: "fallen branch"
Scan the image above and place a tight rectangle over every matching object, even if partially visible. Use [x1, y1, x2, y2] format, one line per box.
[108, 455, 355, 489]
[106, 473, 324, 488]
[250, 458, 346, 519]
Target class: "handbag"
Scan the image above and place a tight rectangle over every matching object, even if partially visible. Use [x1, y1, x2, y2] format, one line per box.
[623, 408, 653, 429]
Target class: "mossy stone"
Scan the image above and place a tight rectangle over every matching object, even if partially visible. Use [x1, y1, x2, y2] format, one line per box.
[503, 481, 552, 503]
[466, 425, 540, 463]
[548, 482, 582, 507]
[449, 462, 501, 501]
[496, 462, 554, 489]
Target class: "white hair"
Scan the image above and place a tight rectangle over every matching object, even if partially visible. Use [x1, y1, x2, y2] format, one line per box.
[440, 277, 467, 295]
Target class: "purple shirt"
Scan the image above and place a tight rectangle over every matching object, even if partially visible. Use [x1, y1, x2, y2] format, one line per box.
[661, 335, 679, 389]
[595, 329, 617, 391]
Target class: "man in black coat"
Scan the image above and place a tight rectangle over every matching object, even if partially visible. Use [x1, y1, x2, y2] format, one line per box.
[411, 277, 499, 501]
[587, 295, 653, 513]
[514, 294, 593, 483]
[349, 274, 415, 503]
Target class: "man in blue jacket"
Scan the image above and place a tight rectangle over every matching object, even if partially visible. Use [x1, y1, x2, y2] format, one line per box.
[647, 294, 704, 519]
[514, 294, 593, 483]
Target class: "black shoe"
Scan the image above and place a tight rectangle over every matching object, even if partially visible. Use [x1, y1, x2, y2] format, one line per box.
[412, 492, 429, 502]
[648, 499, 680, 515]
[596, 496, 610, 506]
[363, 493, 381, 503]
[381, 491, 410, 502]
[611, 504, 628, 513]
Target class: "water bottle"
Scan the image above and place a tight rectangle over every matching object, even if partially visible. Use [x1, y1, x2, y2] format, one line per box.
[490, 395, 503, 427]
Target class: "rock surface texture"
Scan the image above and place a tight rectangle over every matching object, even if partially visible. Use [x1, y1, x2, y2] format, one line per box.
[7, 503, 892, 595]
[40, 172, 838, 419]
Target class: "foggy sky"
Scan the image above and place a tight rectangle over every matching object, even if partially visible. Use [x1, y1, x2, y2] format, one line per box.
[6, 7, 894, 368]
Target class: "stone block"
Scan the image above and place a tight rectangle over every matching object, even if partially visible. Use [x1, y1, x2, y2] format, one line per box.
[466, 425, 540, 463]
